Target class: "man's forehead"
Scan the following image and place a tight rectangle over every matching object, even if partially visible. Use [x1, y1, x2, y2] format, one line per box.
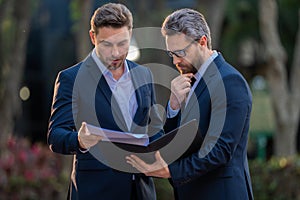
[166, 34, 189, 49]
[97, 27, 131, 41]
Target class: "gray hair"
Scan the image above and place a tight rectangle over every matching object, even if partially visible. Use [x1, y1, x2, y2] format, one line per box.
[161, 8, 212, 49]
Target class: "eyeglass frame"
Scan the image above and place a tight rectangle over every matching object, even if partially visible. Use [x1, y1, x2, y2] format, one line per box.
[166, 39, 197, 58]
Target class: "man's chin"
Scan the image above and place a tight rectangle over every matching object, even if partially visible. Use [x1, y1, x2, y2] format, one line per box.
[180, 68, 191, 74]
[107, 64, 122, 70]
[182, 68, 197, 74]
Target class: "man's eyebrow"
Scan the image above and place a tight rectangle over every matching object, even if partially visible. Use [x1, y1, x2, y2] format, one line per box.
[118, 39, 128, 44]
[99, 40, 111, 44]
[99, 39, 128, 45]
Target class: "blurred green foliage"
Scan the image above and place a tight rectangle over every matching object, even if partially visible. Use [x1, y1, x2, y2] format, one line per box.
[250, 156, 300, 200]
[154, 178, 174, 200]
[221, 0, 300, 67]
[222, 0, 260, 65]
[250, 90, 275, 136]
[154, 156, 300, 200]
[2, 135, 299, 200]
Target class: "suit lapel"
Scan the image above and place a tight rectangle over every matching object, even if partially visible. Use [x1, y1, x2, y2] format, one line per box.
[84, 55, 112, 103]
[128, 62, 151, 132]
[181, 58, 219, 122]
[84, 54, 128, 131]
[128, 62, 143, 131]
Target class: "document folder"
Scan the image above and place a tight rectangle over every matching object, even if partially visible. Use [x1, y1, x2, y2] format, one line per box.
[113, 119, 200, 163]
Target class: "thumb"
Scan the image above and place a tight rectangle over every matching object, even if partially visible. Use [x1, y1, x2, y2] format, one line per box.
[82, 121, 86, 127]
[155, 151, 162, 161]
[81, 122, 91, 135]
[155, 151, 168, 168]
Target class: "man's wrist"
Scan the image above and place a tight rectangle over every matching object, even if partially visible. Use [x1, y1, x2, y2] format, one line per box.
[78, 137, 89, 153]
[167, 101, 180, 118]
[169, 98, 180, 110]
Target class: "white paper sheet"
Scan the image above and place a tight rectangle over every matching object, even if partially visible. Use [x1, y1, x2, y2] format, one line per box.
[82, 122, 149, 146]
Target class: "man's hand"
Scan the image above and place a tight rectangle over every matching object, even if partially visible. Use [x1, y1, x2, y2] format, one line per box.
[169, 73, 194, 110]
[78, 122, 103, 150]
[126, 151, 171, 178]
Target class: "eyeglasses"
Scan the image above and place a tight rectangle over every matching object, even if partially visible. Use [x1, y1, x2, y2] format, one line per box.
[166, 40, 196, 58]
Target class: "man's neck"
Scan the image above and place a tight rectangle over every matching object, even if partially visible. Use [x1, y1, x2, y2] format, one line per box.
[110, 65, 125, 81]
[203, 49, 214, 62]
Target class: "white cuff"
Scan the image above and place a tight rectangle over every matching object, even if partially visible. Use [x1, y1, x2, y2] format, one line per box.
[167, 101, 180, 118]
[79, 147, 90, 153]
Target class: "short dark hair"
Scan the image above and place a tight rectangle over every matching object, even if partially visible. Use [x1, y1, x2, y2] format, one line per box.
[90, 3, 133, 34]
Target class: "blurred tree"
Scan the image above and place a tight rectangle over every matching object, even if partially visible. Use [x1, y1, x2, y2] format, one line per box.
[133, 0, 168, 27]
[219, 0, 300, 157]
[70, 0, 93, 60]
[0, 0, 36, 148]
[259, 0, 300, 156]
[221, 0, 260, 78]
[196, 0, 227, 49]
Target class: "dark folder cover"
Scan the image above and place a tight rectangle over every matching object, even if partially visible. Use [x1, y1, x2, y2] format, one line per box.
[113, 119, 201, 163]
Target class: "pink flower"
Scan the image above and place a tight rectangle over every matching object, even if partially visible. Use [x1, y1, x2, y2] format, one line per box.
[1, 153, 15, 171]
[7, 137, 16, 150]
[24, 170, 34, 181]
[18, 151, 28, 163]
[31, 144, 41, 156]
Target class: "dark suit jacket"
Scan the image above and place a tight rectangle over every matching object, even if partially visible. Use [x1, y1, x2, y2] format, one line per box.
[164, 53, 254, 200]
[47, 54, 163, 200]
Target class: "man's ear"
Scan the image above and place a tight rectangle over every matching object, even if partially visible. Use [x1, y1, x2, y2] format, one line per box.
[199, 35, 207, 47]
[89, 30, 96, 45]
[129, 29, 132, 37]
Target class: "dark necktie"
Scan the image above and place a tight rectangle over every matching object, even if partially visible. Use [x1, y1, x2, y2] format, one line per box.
[190, 77, 196, 87]
[181, 77, 196, 111]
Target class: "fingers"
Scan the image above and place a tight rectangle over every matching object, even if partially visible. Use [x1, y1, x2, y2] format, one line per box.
[172, 74, 194, 94]
[173, 73, 193, 87]
[79, 134, 102, 149]
[126, 151, 166, 173]
[78, 122, 103, 149]
[126, 152, 170, 178]
[155, 151, 163, 162]
[170, 73, 194, 109]
[126, 155, 149, 174]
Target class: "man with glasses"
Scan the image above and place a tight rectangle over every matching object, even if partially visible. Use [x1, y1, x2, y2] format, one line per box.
[127, 8, 254, 200]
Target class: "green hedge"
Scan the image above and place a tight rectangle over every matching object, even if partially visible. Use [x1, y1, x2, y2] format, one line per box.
[0, 137, 68, 200]
[154, 157, 300, 200]
[154, 178, 174, 200]
[1, 136, 300, 200]
[249, 157, 300, 200]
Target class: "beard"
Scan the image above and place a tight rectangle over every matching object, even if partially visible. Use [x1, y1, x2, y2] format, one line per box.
[107, 64, 122, 70]
[176, 63, 198, 74]
[106, 56, 125, 70]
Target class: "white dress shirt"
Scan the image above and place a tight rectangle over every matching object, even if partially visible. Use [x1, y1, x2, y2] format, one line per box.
[92, 49, 137, 130]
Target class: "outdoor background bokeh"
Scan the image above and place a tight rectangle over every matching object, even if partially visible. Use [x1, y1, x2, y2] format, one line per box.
[0, 0, 299, 199]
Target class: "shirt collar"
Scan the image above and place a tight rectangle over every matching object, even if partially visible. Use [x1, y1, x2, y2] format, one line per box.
[186, 51, 218, 103]
[91, 48, 130, 78]
[194, 50, 218, 83]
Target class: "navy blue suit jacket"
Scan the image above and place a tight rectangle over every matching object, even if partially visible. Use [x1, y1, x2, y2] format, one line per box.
[47, 54, 163, 200]
[164, 53, 254, 200]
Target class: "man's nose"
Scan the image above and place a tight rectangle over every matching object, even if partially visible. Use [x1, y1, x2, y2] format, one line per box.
[172, 55, 181, 65]
[112, 46, 120, 57]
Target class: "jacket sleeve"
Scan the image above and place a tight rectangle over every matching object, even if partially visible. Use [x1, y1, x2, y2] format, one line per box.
[47, 70, 79, 155]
